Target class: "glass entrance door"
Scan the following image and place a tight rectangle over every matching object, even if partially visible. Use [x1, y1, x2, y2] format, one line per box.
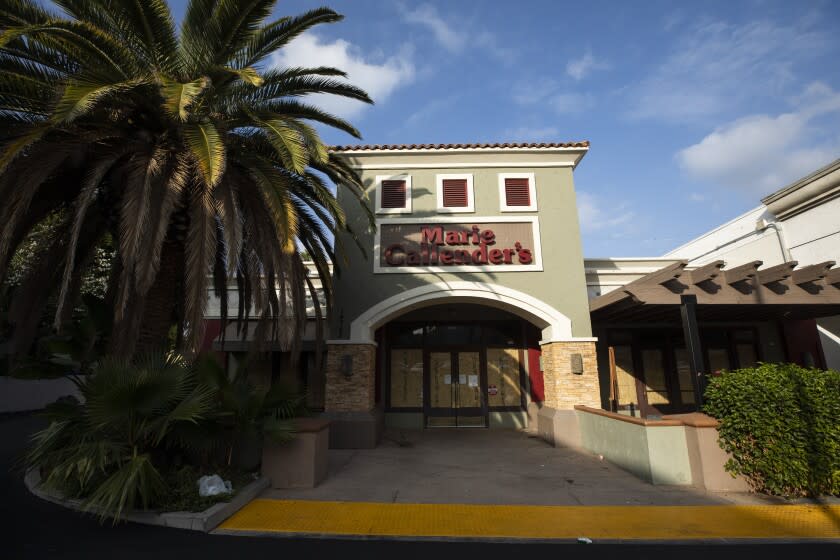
[425, 350, 486, 427]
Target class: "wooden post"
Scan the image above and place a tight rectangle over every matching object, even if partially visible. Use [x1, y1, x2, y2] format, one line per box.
[680, 294, 706, 409]
[608, 346, 618, 412]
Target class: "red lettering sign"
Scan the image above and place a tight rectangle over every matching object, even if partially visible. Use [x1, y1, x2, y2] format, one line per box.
[383, 224, 535, 268]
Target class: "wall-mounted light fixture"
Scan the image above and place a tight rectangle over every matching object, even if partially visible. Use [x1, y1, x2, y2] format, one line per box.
[570, 353, 583, 375]
[340, 354, 354, 379]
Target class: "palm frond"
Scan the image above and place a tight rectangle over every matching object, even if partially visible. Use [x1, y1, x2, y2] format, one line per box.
[235, 7, 342, 68]
[84, 453, 165, 523]
[160, 76, 208, 120]
[183, 186, 217, 353]
[184, 121, 225, 187]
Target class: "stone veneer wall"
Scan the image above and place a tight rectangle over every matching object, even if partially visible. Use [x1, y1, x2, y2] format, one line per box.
[324, 344, 376, 412]
[540, 341, 600, 409]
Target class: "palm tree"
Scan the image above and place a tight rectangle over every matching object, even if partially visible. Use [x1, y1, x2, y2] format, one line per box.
[0, 0, 374, 359]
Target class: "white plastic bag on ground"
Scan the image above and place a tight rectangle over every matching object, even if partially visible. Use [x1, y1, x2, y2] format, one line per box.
[197, 474, 233, 497]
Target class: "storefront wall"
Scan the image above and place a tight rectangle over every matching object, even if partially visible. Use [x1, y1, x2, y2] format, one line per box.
[324, 148, 599, 447]
[593, 321, 786, 416]
[378, 306, 539, 430]
[332, 164, 593, 342]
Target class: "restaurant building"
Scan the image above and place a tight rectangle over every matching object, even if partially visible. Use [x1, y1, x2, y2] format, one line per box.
[321, 142, 597, 448]
[209, 143, 840, 463]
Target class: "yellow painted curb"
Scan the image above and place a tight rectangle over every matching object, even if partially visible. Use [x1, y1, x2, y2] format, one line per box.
[218, 500, 840, 540]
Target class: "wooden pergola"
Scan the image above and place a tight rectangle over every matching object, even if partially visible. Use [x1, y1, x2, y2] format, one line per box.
[590, 259, 840, 407]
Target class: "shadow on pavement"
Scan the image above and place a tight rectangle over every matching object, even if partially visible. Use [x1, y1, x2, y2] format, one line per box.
[3, 413, 837, 559]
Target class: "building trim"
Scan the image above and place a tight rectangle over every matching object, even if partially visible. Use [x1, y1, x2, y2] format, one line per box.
[373, 216, 543, 274]
[344, 281, 574, 344]
[435, 173, 475, 213]
[498, 172, 538, 212]
[761, 157, 840, 220]
[351, 161, 579, 170]
[332, 146, 589, 155]
[374, 174, 412, 215]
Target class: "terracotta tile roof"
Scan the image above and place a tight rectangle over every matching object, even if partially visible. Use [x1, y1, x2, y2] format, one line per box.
[330, 141, 590, 152]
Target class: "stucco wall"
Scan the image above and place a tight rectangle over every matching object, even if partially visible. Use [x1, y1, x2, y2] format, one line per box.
[332, 164, 592, 339]
[577, 411, 692, 485]
[782, 196, 840, 264]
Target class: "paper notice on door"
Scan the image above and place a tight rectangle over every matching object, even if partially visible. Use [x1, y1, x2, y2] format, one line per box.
[443, 375, 451, 385]
[459, 374, 466, 384]
[468, 375, 478, 387]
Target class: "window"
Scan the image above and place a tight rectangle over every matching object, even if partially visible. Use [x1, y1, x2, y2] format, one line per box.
[375, 174, 412, 214]
[436, 174, 474, 213]
[498, 172, 537, 212]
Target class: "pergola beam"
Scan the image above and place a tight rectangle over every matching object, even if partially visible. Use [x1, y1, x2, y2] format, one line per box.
[688, 260, 725, 285]
[792, 260, 836, 285]
[724, 260, 762, 285]
[757, 261, 798, 285]
[589, 259, 840, 322]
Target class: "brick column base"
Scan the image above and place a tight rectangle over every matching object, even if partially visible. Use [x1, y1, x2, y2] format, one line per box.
[324, 344, 376, 412]
[537, 340, 600, 448]
[540, 340, 600, 409]
[322, 343, 382, 449]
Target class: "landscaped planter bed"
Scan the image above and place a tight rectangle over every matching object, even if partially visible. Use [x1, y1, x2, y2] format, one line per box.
[25, 467, 269, 532]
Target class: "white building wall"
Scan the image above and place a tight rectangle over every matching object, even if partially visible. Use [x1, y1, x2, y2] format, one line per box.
[782, 196, 840, 265]
[663, 206, 788, 268]
[662, 162, 840, 370]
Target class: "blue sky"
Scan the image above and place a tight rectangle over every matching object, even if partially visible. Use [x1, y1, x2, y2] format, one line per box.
[69, 1, 840, 256]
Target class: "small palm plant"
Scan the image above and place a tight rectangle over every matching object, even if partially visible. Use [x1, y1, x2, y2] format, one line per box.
[25, 352, 215, 522]
[193, 353, 305, 469]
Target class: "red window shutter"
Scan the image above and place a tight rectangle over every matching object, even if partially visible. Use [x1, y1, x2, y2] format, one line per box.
[505, 178, 531, 206]
[442, 179, 469, 207]
[381, 180, 406, 208]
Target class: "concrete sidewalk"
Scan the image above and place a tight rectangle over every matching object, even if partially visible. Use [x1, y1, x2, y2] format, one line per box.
[260, 428, 783, 506]
[224, 428, 840, 541]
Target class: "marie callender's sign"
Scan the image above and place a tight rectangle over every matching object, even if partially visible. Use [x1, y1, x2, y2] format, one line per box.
[374, 218, 542, 273]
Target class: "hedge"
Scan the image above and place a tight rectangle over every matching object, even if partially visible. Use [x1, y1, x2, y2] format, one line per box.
[703, 363, 840, 497]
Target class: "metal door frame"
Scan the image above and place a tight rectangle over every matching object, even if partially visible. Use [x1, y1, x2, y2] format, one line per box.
[423, 346, 488, 427]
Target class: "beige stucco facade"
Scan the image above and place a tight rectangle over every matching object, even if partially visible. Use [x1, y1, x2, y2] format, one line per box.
[322, 144, 601, 446]
[331, 148, 594, 343]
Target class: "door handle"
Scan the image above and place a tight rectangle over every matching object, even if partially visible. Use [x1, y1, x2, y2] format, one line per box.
[452, 375, 457, 408]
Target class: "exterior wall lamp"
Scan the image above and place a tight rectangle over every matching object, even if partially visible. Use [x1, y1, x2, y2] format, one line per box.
[570, 353, 584, 375]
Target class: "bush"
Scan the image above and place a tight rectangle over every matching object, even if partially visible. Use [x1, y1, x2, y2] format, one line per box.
[704, 363, 840, 497]
[24, 351, 305, 523]
[25, 353, 216, 521]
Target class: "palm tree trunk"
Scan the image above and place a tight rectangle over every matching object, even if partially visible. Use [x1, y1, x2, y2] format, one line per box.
[135, 239, 184, 354]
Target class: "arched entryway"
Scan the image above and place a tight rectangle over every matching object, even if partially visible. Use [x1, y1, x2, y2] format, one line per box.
[378, 303, 545, 429]
[347, 281, 573, 345]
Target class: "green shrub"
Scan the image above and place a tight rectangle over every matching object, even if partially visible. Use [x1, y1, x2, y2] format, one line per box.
[704, 363, 840, 497]
[26, 353, 216, 521]
[25, 351, 306, 523]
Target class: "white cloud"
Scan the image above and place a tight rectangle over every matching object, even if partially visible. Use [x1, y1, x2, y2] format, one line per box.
[566, 50, 609, 81]
[399, 3, 514, 63]
[401, 3, 464, 52]
[513, 81, 594, 114]
[677, 82, 840, 193]
[270, 34, 414, 119]
[512, 79, 558, 105]
[688, 192, 706, 202]
[577, 191, 635, 234]
[551, 93, 594, 114]
[628, 18, 830, 122]
[474, 30, 516, 65]
[404, 95, 459, 128]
